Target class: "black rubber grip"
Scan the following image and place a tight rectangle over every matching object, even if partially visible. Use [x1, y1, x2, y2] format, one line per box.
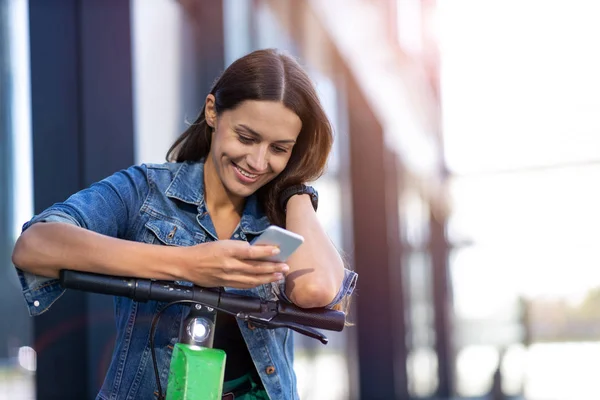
[60, 270, 138, 298]
[59, 270, 202, 304]
[277, 302, 346, 331]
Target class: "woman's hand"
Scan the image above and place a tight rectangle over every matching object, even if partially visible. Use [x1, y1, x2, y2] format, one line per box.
[180, 240, 289, 289]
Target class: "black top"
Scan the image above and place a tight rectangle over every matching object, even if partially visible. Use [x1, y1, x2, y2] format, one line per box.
[213, 311, 257, 381]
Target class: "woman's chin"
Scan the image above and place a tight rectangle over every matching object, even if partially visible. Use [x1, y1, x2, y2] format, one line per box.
[226, 180, 260, 198]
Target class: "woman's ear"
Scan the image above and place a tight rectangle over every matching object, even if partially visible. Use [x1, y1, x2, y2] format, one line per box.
[205, 94, 217, 129]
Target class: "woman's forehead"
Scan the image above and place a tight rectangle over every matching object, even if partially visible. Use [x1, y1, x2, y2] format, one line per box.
[226, 100, 302, 139]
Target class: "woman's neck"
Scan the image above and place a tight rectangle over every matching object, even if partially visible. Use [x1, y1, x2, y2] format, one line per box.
[203, 156, 245, 216]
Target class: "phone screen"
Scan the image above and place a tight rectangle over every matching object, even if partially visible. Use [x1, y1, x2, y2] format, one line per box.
[251, 226, 304, 262]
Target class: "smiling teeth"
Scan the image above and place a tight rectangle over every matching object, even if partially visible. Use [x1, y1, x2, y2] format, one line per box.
[236, 165, 257, 178]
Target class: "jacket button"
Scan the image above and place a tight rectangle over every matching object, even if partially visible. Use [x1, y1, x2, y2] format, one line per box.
[265, 366, 276, 375]
[247, 322, 256, 330]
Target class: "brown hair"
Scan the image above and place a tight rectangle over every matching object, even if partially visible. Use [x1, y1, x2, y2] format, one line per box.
[167, 49, 333, 226]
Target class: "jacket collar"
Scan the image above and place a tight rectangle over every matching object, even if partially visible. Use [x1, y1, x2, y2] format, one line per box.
[165, 161, 270, 234]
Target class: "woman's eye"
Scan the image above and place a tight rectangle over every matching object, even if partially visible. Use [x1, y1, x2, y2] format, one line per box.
[237, 135, 254, 144]
[271, 145, 288, 154]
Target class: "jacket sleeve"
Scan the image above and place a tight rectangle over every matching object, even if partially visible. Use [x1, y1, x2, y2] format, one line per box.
[15, 165, 149, 316]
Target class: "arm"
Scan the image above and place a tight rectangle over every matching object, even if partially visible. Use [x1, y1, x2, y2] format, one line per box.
[283, 193, 346, 308]
[12, 222, 285, 286]
[13, 222, 185, 280]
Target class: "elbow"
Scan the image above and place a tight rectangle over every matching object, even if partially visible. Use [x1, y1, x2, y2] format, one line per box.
[11, 225, 61, 279]
[288, 282, 338, 309]
[12, 236, 28, 269]
[12, 229, 38, 272]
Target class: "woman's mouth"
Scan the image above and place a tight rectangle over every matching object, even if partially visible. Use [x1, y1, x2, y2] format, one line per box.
[232, 162, 260, 183]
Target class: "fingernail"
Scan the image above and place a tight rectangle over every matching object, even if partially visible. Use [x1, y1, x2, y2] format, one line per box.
[280, 264, 289, 272]
[272, 248, 281, 255]
[274, 273, 284, 280]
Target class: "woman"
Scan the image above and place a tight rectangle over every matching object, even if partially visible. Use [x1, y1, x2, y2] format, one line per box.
[12, 49, 357, 400]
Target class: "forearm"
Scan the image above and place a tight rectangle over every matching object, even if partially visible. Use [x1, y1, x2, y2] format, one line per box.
[12, 222, 183, 280]
[284, 194, 345, 308]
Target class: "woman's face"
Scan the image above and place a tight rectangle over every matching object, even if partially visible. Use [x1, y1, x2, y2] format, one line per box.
[205, 96, 302, 199]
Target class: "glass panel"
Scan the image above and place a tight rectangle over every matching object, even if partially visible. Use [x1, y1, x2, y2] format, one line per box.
[404, 250, 438, 397]
[448, 166, 600, 249]
[399, 184, 436, 397]
[449, 165, 600, 398]
[399, 188, 430, 249]
[223, 0, 253, 65]
[253, 0, 296, 52]
[131, 0, 189, 163]
[407, 347, 438, 397]
[407, 252, 434, 347]
[311, 70, 341, 175]
[1, 0, 34, 397]
[440, 1, 600, 398]
[454, 344, 499, 397]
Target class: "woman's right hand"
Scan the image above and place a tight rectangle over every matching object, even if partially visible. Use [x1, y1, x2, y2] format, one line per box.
[180, 240, 289, 289]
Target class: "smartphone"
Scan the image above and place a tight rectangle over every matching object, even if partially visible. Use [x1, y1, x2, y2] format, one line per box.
[251, 225, 305, 262]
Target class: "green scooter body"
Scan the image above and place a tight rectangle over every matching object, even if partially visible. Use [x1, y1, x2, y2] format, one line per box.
[165, 343, 226, 400]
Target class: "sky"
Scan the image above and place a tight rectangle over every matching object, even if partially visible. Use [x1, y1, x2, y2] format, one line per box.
[437, 0, 600, 317]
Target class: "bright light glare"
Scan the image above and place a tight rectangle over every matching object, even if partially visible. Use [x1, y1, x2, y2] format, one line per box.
[455, 345, 499, 396]
[9, 0, 33, 242]
[18, 346, 36, 372]
[438, 0, 600, 174]
[438, 1, 600, 397]
[439, 0, 600, 310]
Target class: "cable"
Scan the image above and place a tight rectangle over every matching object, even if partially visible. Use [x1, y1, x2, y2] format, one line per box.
[149, 299, 239, 400]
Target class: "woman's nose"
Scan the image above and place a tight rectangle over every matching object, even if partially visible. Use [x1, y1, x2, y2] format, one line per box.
[246, 146, 269, 172]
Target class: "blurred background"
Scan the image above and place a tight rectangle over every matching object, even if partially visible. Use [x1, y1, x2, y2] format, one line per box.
[1, 0, 600, 399]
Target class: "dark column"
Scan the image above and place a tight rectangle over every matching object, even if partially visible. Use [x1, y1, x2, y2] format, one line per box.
[346, 71, 410, 399]
[425, 0, 452, 388]
[29, 1, 134, 398]
[431, 188, 454, 398]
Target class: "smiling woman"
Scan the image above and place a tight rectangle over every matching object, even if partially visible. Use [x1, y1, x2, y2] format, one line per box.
[167, 48, 333, 227]
[12, 48, 357, 400]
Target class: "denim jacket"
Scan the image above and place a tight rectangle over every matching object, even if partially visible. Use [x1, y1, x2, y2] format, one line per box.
[16, 160, 358, 400]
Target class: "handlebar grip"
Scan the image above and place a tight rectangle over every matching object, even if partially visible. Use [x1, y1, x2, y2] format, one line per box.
[60, 271, 347, 334]
[59, 270, 216, 304]
[60, 270, 138, 298]
[277, 302, 346, 332]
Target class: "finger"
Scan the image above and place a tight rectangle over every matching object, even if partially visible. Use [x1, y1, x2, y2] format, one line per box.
[226, 260, 288, 274]
[243, 245, 281, 260]
[237, 262, 289, 275]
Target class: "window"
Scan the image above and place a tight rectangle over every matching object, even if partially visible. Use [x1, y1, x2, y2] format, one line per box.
[440, 1, 600, 397]
[1, 0, 35, 396]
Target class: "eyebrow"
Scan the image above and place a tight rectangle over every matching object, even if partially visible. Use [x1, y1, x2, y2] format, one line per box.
[238, 124, 297, 144]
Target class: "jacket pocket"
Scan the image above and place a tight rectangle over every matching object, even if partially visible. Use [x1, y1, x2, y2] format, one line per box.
[144, 219, 197, 247]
